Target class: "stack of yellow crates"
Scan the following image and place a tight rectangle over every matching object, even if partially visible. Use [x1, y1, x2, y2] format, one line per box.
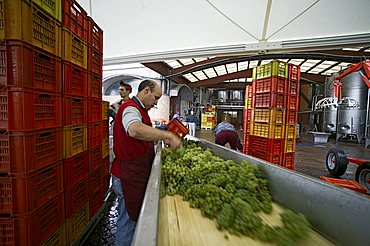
[201, 105, 217, 129]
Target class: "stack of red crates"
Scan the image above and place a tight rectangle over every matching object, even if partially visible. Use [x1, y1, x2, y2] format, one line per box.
[243, 60, 300, 170]
[0, 0, 107, 244]
[60, 0, 107, 244]
[0, 0, 65, 245]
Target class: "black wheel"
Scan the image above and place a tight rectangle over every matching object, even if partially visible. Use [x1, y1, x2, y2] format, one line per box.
[355, 162, 370, 191]
[325, 148, 348, 177]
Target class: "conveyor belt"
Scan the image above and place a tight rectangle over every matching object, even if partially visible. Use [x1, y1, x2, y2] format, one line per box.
[158, 195, 333, 246]
[132, 139, 370, 246]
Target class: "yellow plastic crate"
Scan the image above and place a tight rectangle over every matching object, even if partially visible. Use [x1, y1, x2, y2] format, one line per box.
[63, 124, 88, 158]
[102, 137, 109, 158]
[0, 0, 62, 57]
[42, 223, 66, 246]
[250, 122, 285, 138]
[245, 98, 252, 109]
[284, 137, 296, 153]
[102, 101, 109, 120]
[34, 0, 62, 21]
[252, 60, 288, 80]
[62, 27, 88, 69]
[252, 108, 285, 124]
[285, 123, 297, 138]
[66, 203, 89, 245]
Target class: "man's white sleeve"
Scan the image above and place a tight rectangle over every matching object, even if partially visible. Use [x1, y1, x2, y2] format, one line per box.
[122, 106, 142, 134]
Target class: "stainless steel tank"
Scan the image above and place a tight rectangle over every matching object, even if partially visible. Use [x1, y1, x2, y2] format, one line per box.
[315, 97, 337, 133]
[324, 73, 338, 98]
[336, 71, 368, 142]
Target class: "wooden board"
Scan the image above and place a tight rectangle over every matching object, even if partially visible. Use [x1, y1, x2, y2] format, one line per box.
[158, 195, 334, 246]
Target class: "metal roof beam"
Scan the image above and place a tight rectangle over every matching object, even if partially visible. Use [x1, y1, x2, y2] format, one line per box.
[142, 62, 190, 85]
[189, 70, 251, 88]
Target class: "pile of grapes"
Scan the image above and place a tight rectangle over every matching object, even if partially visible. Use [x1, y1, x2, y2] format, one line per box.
[162, 140, 310, 245]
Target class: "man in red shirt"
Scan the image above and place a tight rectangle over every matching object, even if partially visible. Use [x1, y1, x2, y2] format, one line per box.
[113, 79, 181, 245]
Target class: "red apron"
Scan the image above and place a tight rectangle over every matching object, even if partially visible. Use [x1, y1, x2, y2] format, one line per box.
[120, 141, 154, 221]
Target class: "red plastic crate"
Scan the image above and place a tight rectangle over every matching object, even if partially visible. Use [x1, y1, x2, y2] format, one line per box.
[0, 41, 62, 92]
[89, 185, 103, 219]
[62, 0, 88, 42]
[89, 166, 102, 194]
[88, 121, 102, 148]
[248, 136, 285, 155]
[252, 92, 286, 108]
[63, 150, 89, 189]
[286, 109, 298, 124]
[62, 95, 87, 126]
[101, 174, 110, 195]
[62, 61, 87, 97]
[88, 98, 102, 123]
[287, 94, 299, 110]
[88, 46, 103, 76]
[288, 64, 300, 81]
[65, 177, 89, 218]
[243, 120, 250, 135]
[281, 153, 295, 170]
[252, 76, 287, 94]
[102, 120, 109, 139]
[89, 145, 102, 171]
[0, 160, 63, 215]
[88, 16, 103, 53]
[242, 133, 249, 154]
[0, 193, 65, 245]
[248, 150, 282, 165]
[101, 156, 109, 178]
[287, 79, 300, 95]
[87, 72, 102, 98]
[320, 176, 367, 194]
[167, 118, 189, 138]
[0, 127, 63, 174]
[0, 87, 62, 130]
[42, 223, 66, 246]
[243, 109, 252, 123]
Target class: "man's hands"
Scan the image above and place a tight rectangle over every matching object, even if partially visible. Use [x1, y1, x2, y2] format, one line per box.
[163, 131, 182, 150]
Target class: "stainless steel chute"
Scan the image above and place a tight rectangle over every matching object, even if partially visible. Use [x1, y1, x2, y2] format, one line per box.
[132, 139, 370, 246]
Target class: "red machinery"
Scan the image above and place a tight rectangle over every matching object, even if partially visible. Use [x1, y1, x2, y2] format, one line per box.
[326, 148, 370, 192]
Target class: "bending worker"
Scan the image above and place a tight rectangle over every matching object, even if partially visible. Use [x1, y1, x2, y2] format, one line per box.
[113, 80, 181, 246]
[214, 113, 242, 150]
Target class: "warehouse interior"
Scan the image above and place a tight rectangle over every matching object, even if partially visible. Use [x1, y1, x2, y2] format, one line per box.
[1, 0, 370, 245]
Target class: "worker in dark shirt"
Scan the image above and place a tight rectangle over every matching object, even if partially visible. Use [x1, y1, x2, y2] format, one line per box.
[187, 110, 198, 136]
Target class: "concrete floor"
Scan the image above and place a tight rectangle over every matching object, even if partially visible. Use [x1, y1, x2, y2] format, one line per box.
[197, 129, 370, 181]
[83, 129, 370, 245]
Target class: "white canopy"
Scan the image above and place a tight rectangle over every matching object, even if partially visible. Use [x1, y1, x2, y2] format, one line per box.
[77, 0, 370, 64]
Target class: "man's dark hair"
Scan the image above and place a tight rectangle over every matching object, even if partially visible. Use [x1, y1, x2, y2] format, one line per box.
[119, 80, 132, 92]
[138, 80, 157, 92]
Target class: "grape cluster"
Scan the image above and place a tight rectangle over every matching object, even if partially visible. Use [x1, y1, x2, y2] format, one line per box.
[161, 140, 310, 245]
